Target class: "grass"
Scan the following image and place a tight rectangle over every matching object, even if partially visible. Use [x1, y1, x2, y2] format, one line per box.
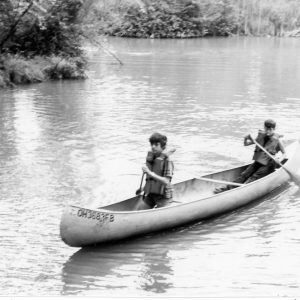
[0, 54, 87, 89]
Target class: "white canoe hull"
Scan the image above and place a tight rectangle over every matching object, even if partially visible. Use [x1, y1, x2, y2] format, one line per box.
[60, 141, 300, 247]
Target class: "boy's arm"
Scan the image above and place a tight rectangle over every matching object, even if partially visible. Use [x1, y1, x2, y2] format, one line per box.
[278, 139, 287, 158]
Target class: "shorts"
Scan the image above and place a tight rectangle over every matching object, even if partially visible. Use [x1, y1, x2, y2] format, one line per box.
[143, 193, 173, 208]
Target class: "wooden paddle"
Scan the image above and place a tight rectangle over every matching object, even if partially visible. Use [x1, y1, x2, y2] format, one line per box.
[250, 135, 300, 187]
[136, 172, 145, 195]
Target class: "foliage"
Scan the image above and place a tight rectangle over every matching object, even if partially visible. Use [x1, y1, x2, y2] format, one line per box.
[198, 0, 237, 36]
[85, 0, 300, 38]
[4, 54, 44, 84]
[43, 56, 87, 79]
[0, 0, 88, 88]
[233, 0, 300, 36]
[0, 0, 84, 56]
[107, 0, 236, 38]
[0, 54, 87, 88]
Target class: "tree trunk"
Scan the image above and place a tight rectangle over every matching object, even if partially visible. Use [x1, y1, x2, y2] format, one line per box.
[257, 0, 261, 36]
[237, 0, 241, 35]
[242, 0, 247, 35]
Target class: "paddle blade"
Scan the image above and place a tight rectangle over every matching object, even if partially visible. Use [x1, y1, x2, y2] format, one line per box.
[290, 172, 300, 187]
[283, 165, 300, 187]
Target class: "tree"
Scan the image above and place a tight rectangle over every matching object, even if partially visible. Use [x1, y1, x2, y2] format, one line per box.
[0, 0, 84, 56]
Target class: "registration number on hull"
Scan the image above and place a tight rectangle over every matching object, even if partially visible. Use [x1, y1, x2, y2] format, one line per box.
[75, 208, 115, 223]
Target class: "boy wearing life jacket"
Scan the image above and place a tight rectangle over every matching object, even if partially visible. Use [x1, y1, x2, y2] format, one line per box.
[141, 132, 175, 208]
[214, 119, 286, 193]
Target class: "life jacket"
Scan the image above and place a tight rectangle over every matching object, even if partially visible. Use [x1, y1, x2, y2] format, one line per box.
[253, 130, 281, 165]
[143, 151, 172, 197]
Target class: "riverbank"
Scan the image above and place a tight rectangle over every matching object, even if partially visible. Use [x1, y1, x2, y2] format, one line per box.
[0, 55, 87, 89]
[1, 0, 299, 90]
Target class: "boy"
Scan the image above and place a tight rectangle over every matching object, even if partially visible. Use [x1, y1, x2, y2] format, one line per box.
[141, 132, 175, 208]
[214, 119, 286, 193]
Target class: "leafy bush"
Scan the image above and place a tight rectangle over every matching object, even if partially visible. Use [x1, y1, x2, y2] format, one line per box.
[0, 54, 87, 88]
[105, 0, 237, 38]
[44, 56, 87, 79]
[109, 1, 206, 38]
[4, 55, 44, 84]
[199, 0, 237, 36]
[0, 70, 10, 88]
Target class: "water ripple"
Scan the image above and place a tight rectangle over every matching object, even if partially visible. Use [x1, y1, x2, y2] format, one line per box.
[1, 37, 300, 296]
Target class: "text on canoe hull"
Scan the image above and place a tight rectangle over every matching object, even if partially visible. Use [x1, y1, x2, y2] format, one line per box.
[77, 208, 114, 222]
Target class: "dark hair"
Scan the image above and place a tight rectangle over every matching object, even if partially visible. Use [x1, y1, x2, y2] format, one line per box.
[149, 132, 167, 149]
[264, 119, 276, 129]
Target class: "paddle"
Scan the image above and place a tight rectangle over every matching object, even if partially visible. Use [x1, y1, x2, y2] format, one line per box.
[136, 172, 145, 195]
[250, 135, 300, 187]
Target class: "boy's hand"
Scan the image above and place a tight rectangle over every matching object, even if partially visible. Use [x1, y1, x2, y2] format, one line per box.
[244, 134, 254, 146]
[142, 165, 151, 175]
[275, 153, 287, 163]
[246, 134, 254, 141]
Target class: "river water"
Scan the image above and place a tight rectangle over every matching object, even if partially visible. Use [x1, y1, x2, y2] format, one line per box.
[1, 37, 300, 297]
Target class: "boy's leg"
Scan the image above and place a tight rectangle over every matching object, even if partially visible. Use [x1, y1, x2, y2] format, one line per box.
[135, 194, 156, 210]
[235, 162, 261, 183]
[244, 164, 274, 183]
[214, 162, 260, 194]
[155, 197, 173, 208]
[134, 195, 152, 210]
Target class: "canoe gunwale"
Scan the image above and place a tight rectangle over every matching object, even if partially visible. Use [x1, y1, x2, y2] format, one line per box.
[68, 160, 288, 215]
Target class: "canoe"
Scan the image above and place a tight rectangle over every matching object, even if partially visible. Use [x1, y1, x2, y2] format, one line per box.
[60, 140, 300, 247]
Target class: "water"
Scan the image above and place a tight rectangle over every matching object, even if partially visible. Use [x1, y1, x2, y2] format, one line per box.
[1, 37, 300, 296]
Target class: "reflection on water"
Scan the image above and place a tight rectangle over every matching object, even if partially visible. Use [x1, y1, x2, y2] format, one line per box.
[62, 239, 174, 295]
[1, 37, 300, 296]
